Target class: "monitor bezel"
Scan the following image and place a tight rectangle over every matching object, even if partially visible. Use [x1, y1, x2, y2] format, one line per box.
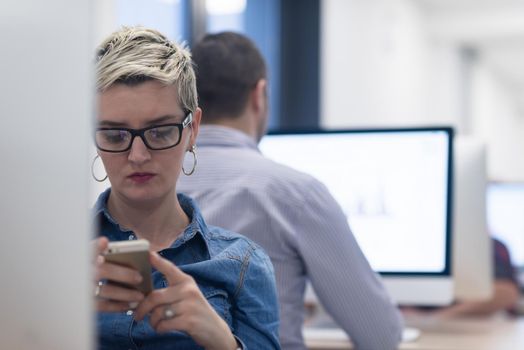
[263, 126, 454, 277]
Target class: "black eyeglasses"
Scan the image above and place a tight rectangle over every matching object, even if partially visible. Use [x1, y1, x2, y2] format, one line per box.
[95, 112, 193, 153]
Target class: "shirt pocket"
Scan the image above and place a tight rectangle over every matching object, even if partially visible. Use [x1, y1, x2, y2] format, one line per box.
[201, 287, 232, 326]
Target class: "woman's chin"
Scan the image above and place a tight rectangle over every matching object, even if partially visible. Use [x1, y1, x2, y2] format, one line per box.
[118, 186, 165, 204]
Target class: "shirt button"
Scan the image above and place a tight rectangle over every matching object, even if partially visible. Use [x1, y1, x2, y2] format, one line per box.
[128, 234, 135, 240]
[126, 310, 133, 316]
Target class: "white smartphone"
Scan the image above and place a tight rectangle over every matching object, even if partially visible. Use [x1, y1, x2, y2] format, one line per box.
[103, 239, 153, 294]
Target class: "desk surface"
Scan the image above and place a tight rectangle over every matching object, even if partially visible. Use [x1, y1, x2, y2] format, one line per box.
[305, 316, 524, 350]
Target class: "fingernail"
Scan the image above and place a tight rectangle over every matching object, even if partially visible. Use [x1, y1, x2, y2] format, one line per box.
[135, 274, 143, 282]
[129, 301, 139, 309]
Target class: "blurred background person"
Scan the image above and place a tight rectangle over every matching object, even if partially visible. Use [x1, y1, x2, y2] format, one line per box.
[402, 238, 519, 320]
[178, 31, 403, 350]
[433, 238, 519, 318]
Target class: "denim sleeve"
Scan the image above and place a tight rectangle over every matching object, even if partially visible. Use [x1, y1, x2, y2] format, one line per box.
[232, 245, 281, 349]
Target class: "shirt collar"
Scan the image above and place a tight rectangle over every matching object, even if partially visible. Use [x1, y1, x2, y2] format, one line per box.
[196, 125, 260, 152]
[94, 188, 210, 249]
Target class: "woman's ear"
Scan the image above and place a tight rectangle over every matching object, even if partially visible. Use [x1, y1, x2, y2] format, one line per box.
[188, 107, 201, 150]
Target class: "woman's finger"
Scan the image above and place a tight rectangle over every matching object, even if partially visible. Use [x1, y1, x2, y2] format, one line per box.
[92, 237, 109, 284]
[97, 261, 143, 286]
[96, 282, 145, 303]
[96, 299, 135, 313]
[148, 300, 187, 330]
[133, 287, 182, 321]
[92, 237, 109, 261]
[149, 251, 188, 286]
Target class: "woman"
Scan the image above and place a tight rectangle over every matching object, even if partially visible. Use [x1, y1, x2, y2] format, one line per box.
[92, 26, 280, 349]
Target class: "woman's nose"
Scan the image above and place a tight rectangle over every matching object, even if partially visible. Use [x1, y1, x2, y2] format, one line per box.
[127, 136, 151, 164]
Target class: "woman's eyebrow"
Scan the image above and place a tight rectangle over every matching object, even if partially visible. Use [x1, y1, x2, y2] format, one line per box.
[97, 115, 180, 128]
[97, 120, 127, 127]
[145, 115, 179, 125]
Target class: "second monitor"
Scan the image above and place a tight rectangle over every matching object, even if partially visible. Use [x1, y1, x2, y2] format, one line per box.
[259, 127, 454, 305]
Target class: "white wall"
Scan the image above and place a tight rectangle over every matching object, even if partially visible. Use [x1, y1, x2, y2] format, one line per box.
[321, 0, 463, 129]
[321, 0, 524, 180]
[94, 0, 117, 45]
[471, 62, 524, 180]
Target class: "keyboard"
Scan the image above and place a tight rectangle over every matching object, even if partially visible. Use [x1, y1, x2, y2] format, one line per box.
[303, 326, 421, 343]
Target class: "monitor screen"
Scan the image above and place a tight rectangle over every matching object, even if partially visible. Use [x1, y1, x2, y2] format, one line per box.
[487, 182, 524, 268]
[259, 128, 453, 275]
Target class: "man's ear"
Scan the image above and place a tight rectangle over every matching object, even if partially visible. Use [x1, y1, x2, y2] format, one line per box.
[252, 79, 267, 114]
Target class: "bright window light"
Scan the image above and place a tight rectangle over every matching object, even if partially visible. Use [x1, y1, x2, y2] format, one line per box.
[206, 0, 247, 16]
[158, 0, 179, 4]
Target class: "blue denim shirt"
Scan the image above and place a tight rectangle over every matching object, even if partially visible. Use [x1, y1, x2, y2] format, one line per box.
[94, 189, 280, 350]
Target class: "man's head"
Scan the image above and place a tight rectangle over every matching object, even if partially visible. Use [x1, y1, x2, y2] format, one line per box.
[96, 26, 198, 114]
[192, 32, 268, 141]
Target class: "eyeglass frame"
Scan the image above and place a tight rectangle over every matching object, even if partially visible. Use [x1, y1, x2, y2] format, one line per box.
[94, 111, 193, 153]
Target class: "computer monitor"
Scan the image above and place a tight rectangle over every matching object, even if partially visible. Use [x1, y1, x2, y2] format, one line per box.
[453, 137, 493, 301]
[0, 0, 93, 348]
[259, 127, 454, 305]
[487, 181, 524, 287]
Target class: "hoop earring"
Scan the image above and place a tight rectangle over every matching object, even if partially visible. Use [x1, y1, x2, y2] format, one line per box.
[91, 155, 108, 182]
[182, 145, 197, 176]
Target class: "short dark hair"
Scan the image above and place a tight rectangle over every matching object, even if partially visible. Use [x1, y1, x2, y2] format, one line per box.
[192, 32, 266, 122]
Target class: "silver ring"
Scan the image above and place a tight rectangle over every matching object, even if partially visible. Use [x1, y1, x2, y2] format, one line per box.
[94, 281, 103, 298]
[163, 305, 175, 320]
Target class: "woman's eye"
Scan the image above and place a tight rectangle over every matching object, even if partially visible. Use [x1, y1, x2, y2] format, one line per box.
[150, 127, 175, 139]
[104, 130, 128, 143]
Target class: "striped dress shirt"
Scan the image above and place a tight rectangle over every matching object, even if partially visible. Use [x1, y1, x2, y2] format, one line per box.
[177, 125, 403, 350]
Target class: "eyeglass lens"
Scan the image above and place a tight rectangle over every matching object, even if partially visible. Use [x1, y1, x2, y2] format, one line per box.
[95, 125, 181, 151]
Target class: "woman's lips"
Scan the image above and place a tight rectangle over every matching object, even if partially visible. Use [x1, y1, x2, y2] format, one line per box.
[128, 173, 155, 184]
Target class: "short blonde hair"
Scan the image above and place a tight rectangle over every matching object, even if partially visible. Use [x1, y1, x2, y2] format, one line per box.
[96, 26, 197, 113]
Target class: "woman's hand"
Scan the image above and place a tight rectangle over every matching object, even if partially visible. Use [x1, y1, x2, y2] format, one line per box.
[133, 252, 238, 350]
[92, 237, 145, 312]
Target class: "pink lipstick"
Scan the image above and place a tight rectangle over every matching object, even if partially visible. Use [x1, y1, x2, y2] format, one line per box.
[128, 172, 155, 184]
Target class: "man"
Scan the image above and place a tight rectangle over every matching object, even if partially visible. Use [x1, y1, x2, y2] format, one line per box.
[178, 32, 403, 350]
[408, 238, 519, 319]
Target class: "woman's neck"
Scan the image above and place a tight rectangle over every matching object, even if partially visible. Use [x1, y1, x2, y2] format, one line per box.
[107, 189, 189, 251]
